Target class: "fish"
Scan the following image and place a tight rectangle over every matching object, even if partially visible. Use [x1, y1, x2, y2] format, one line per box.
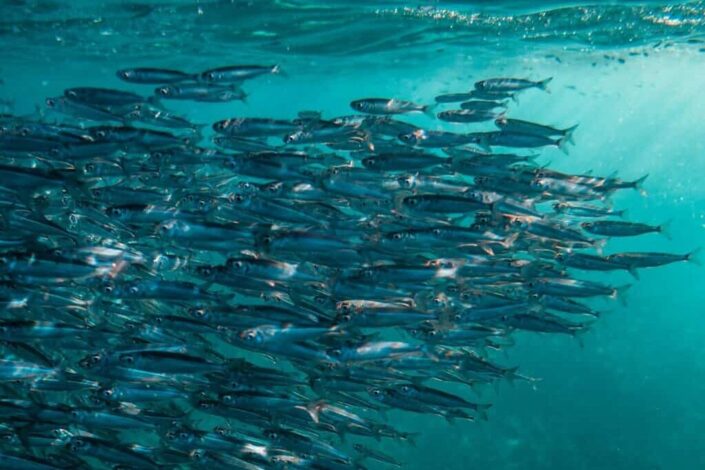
[155, 83, 247, 102]
[117, 67, 193, 84]
[581, 220, 670, 238]
[351, 98, 432, 115]
[495, 116, 578, 144]
[474, 77, 553, 92]
[0, 62, 686, 470]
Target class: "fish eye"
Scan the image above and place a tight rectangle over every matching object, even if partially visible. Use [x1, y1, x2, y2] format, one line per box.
[103, 284, 113, 294]
[191, 449, 206, 460]
[70, 438, 86, 451]
[329, 348, 342, 357]
[192, 308, 206, 318]
[527, 281, 535, 288]
[128, 286, 139, 295]
[392, 232, 402, 240]
[101, 388, 113, 398]
[157, 87, 171, 96]
[401, 385, 410, 392]
[199, 266, 212, 276]
[214, 426, 227, 436]
[371, 389, 382, 397]
[46, 98, 56, 107]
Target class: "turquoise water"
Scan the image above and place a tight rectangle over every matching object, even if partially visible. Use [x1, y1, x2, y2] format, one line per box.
[2, 1, 705, 469]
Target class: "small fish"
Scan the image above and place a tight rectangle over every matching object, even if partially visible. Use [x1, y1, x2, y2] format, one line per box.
[495, 116, 578, 144]
[351, 98, 432, 115]
[199, 64, 284, 83]
[475, 77, 553, 93]
[582, 220, 670, 238]
[117, 67, 193, 84]
[155, 83, 247, 102]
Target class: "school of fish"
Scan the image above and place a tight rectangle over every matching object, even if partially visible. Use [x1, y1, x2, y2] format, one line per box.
[0, 65, 697, 469]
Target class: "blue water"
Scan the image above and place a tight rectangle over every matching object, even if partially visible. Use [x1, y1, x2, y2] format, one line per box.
[2, 1, 705, 469]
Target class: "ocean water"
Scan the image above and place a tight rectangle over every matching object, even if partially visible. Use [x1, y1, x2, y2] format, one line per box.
[1, 1, 705, 469]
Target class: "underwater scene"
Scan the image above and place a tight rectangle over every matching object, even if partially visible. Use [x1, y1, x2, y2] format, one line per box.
[1, 1, 705, 469]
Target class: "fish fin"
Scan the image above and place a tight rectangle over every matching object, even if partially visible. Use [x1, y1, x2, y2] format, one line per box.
[633, 173, 649, 196]
[572, 327, 587, 349]
[475, 404, 492, 421]
[593, 238, 607, 256]
[627, 266, 640, 280]
[272, 64, 288, 78]
[659, 219, 672, 240]
[501, 232, 520, 249]
[402, 432, 419, 447]
[538, 77, 553, 92]
[563, 124, 579, 145]
[423, 103, 437, 118]
[613, 284, 632, 306]
[392, 190, 412, 214]
[477, 134, 492, 152]
[557, 136, 570, 155]
[686, 247, 702, 266]
[619, 209, 629, 219]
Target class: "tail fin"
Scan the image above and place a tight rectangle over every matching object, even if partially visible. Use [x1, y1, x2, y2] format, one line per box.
[659, 219, 672, 240]
[612, 284, 632, 306]
[633, 173, 649, 196]
[563, 124, 579, 145]
[557, 136, 570, 155]
[475, 403, 492, 421]
[272, 64, 288, 78]
[423, 103, 437, 118]
[686, 247, 702, 266]
[538, 77, 553, 92]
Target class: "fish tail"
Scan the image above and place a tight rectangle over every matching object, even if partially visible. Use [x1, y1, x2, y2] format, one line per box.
[557, 135, 570, 155]
[612, 284, 632, 306]
[477, 134, 492, 152]
[686, 247, 702, 266]
[422, 102, 437, 118]
[633, 173, 649, 196]
[563, 123, 579, 145]
[272, 64, 288, 78]
[476, 403, 492, 421]
[659, 219, 672, 240]
[538, 76, 553, 92]
[619, 209, 629, 219]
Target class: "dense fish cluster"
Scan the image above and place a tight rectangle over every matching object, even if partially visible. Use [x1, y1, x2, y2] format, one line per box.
[0, 65, 696, 470]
